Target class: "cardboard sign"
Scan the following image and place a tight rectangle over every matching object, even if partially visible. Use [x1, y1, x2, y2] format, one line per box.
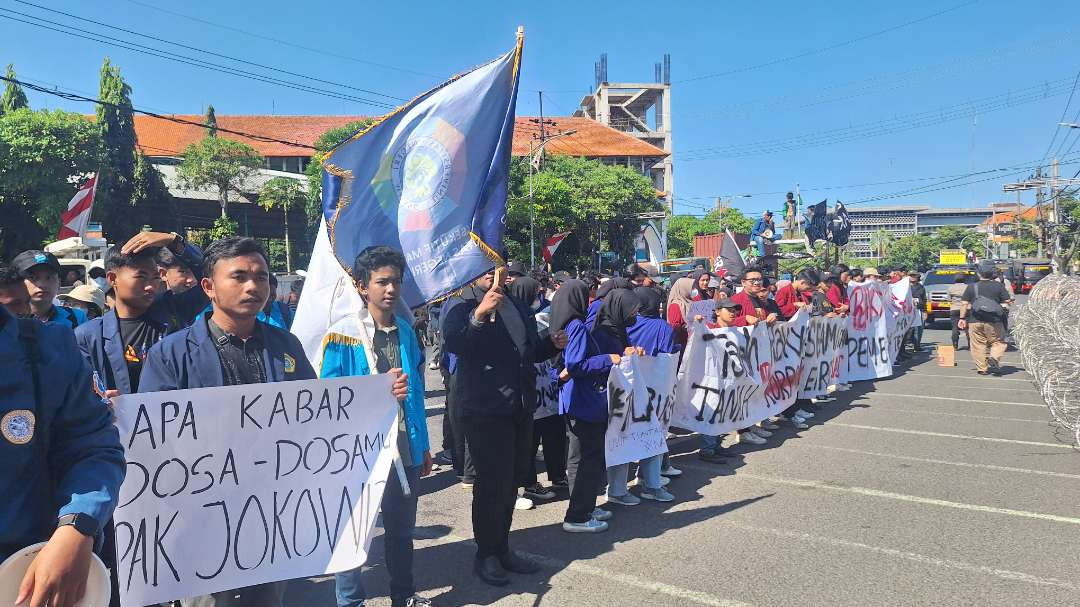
[111, 376, 399, 606]
[937, 345, 956, 367]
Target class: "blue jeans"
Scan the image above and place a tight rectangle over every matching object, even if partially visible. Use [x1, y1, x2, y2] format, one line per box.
[607, 454, 663, 494]
[335, 464, 421, 607]
[753, 235, 767, 257]
[701, 434, 725, 452]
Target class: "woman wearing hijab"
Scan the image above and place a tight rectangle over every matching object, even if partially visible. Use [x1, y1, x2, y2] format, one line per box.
[586, 277, 632, 330]
[507, 277, 568, 503]
[552, 280, 622, 533]
[665, 277, 695, 348]
[691, 269, 715, 301]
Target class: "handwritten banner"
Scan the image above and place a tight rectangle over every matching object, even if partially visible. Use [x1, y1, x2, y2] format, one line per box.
[798, 314, 848, 398]
[111, 376, 399, 606]
[534, 360, 560, 420]
[605, 354, 679, 467]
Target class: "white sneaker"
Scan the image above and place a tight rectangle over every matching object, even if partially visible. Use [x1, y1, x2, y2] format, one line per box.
[563, 519, 608, 533]
[790, 418, 809, 429]
[606, 492, 641, 506]
[660, 465, 682, 477]
[639, 487, 675, 502]
[812, 396, 834, 404]
[514, 496, 534, 510]
[838, 383, 852, 391]
[591, 507, 613, 521]
[796, 409, 815, 418]
[740, 432, 766, 445]
[751, 427, 773, 438]
[761, 420, 780, 430]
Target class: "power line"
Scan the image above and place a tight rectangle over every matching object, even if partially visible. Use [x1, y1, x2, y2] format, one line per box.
[13, 0, 408, 102]
[2, 75, 316, 150]
[677, 75, 1078, 159]
[123, 0, 437, 79]
[0, 10, 398, 110]
[675, 0, 978, 84]
[1040, 70, 1080, 165]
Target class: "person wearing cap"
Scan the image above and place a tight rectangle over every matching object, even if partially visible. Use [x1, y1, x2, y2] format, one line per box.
[0, 263, 32, 317]
[13, 250, 88, 329]
[59, 285, 105, 320]
[958, 263, 1012, 375]
[1, 288, 125, 607]
[506, 261, 527, 282]
[862, 267, 882, 282]
[751, 211, 777, 258]
[699, 297, 741, 463]
[156, 246, 199, 294]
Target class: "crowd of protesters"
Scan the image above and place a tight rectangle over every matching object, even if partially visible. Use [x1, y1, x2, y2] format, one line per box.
[0, 229, 1016, 607]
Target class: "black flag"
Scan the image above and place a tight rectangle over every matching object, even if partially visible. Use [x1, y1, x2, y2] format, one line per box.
[805, 199, 828, 246]
[830, 201, 851, 246]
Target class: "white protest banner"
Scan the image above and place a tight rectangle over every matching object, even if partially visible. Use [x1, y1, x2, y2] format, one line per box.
[111, 376, 398, 606]
[798, 314, 847, 398]
[843, 281, 892, 381]
[887, 279, 917, 362]
[605, 354, 679, 467]
[534, 360, 560, 420]
[674, 311, 808, 436]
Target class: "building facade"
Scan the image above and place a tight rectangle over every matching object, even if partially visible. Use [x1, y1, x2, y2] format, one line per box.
[846, 205, 995, 258]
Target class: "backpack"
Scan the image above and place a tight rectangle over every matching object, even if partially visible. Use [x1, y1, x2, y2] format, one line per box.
[971, 282, 1005, 321]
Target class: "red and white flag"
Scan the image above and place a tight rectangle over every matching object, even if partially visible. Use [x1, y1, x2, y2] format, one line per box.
[542, 231, 571, 263]
[57, 174, 97, 240]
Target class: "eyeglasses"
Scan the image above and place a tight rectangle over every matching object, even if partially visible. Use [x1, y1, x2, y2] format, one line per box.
[744, 278, 764, 284]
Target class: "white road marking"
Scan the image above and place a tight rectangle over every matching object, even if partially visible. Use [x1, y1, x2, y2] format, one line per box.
[412, 531, 754, 607]
[849, 406, 1050, 424]
[737, 472, 1080, 525]
[823, 422, 1073, 448]
[724, 521, 1080, 591]
[791, 444, 1080, 481]
[857, 392, 1044, 408]
[901, 372, 1033, 382]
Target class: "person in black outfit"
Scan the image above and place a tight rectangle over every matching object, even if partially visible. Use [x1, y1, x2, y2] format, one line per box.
[906, 271, 928, 353]
[442, 267, 567, 586]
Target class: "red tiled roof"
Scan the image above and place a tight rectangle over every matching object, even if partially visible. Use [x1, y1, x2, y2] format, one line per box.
[979, 207, 1041, 226]
[131, 114, 667, 159]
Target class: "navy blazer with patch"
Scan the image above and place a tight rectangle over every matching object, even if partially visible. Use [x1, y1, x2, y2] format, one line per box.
[137, 315, 316, 392]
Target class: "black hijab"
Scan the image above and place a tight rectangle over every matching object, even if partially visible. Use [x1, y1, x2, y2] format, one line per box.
[548, 279, 590, 332]
[506, 276, 541, 309]
[595, 277, 632, 300]
[594, 288, 639, 348]
[633, 286, 664, 318]
[691, 269, 715, 298]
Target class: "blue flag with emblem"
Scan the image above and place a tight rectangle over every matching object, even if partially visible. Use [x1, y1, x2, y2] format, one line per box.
[319, 32, 522, 308]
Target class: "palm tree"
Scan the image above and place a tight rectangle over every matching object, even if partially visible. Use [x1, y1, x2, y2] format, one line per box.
[869, 229, 893, 259]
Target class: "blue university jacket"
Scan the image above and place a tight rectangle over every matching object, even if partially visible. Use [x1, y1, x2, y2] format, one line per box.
[0, 306, 125, 560]
[559, 318, 616, 423]
[138, 314, 316, 392]
[317, 314, 430, 464]
[75, 307, 171, 394]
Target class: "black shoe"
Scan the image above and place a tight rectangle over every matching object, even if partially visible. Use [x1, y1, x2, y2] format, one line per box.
[435, 451, 453, 466]
[951, 342, 959, 349]
[551, 478, 569, 489]
[699, 450, 727, 464]
[392, 595, 434, 607]
[976, 370, 989, 375]
[499, 550, 541, 574]
[987, 358, 1002, 375]
[474, 556, 509, 586]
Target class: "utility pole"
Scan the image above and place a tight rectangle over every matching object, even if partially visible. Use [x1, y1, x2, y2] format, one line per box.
[527, 94, 557, 268]
[1003, 162, 1080, 270]
[1052, 157, 1062, 267]
[1034, 167, 1044, 259]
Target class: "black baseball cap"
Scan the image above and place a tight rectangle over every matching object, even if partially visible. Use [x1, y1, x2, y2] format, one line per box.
[717, 299, 742, 312]
[13, 250, 61, 277]
[552, 270, 572, 283]
[507, 261, 527, 277]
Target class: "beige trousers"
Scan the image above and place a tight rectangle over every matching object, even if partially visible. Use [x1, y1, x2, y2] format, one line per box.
[968, 321, 1006, 372]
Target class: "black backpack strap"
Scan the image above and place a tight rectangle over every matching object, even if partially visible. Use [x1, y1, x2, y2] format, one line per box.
[16, 318, 43, 415]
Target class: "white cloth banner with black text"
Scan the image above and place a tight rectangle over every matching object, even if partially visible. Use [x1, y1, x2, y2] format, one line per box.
[605, 354, 679, 467]
[111, 376, 398, 606]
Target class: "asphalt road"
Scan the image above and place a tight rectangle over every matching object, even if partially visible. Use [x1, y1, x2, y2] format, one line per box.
[288, 315, 1077, 606]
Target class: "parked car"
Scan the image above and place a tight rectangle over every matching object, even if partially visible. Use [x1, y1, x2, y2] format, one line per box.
[923, 266, 977, 324]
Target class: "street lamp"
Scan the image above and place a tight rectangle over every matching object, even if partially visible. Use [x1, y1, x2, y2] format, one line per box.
[959, 231, 988, 261]
[528, 130, 577, 267]
[716, 194, 752, 234]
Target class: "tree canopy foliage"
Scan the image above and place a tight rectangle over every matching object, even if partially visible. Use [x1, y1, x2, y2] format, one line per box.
[666, 208, 754, 258]
[177, 135, 263, 217]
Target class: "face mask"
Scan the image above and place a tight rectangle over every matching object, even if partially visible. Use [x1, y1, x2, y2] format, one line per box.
[93, 277, 108, 290]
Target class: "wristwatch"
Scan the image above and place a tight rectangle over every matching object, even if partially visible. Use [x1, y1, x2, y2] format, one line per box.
[169, 231, 187, 254]
[57, 513, 100, 537]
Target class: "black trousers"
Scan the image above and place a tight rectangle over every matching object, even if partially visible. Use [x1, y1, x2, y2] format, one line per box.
[439, 367, 453, 453]
[461, 407, 533, 558]
[446, 372, 476, 482]
[564, 418, 606, 524]
[950, 310, 966, 348]
[528, 414, 568, 486]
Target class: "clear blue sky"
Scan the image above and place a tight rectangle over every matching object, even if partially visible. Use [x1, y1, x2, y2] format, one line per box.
[4, 0, 1080, 216]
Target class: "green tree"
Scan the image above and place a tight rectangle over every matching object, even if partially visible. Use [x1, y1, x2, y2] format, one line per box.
[209, 215, 239, 240]
[0, 109, 102, 256]
[258, 177, 305, 272]
[95, 58, 141, 241]
[665, 207, 753, 258]
[1, 64, 29, 115]
[933, 225, 980, 250]
[869, 228, 893, 259]
[177, 135, 263, 218]
[205, 104, 218, 137]
[304, 119, 374, 227]
[505, 155, 661, 270]
[1055, 196, 1079, 272]
[131, 150, 175, 230]
[884, 234, 939, 271]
